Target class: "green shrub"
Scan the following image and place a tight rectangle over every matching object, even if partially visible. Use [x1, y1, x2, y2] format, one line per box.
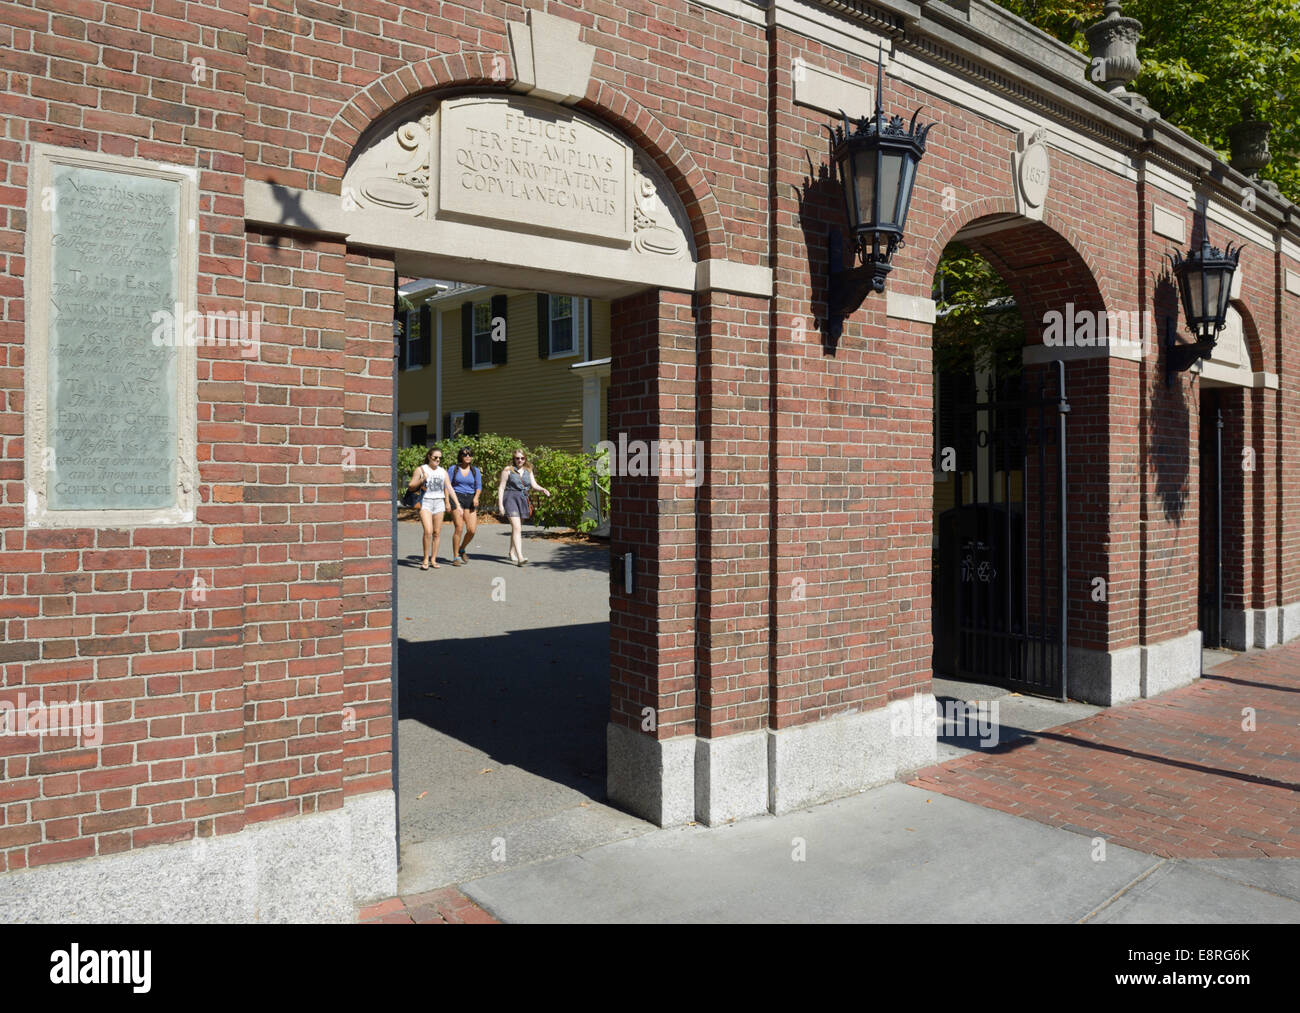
[397, 444, 428, 499]
[530, 445, 599, 533]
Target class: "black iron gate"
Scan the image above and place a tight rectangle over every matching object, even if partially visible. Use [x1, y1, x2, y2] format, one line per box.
[934, 360, 1069, 699]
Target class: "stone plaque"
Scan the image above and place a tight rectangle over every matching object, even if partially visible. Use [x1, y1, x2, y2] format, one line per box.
[26, 147, 197, 526]
[1014, 128, 1051, 220]
[438, 95, 632, 245]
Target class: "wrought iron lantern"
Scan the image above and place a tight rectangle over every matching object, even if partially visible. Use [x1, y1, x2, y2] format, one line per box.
[1165, 234, 1241, 384]
[826, 52, 934, 340]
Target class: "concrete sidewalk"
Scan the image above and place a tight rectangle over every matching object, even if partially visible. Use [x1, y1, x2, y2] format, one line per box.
[449, 782, 1299, 923]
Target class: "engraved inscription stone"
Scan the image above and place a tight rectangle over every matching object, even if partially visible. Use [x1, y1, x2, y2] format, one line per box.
[47, 164, 180, 511]
[438, 95, 632, 244]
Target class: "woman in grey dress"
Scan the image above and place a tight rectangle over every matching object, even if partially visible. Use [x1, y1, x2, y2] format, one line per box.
[496, 448, 550, 565]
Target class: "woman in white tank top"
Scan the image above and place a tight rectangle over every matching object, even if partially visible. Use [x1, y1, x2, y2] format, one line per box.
[405, 448, 461, 569]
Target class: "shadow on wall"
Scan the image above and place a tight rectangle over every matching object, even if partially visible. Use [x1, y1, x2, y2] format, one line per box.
[796, 149, 846, 356]
[1152, 272, 1191, 523]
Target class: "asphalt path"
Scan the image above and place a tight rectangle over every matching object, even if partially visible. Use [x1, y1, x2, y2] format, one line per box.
[394, 517, 651, 892]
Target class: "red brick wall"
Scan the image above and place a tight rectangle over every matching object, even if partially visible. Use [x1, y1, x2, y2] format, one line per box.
[608, 289, 696, 739]
[695, 290, 770, 737]
[0, 0, 250, 871]
[342, 248, 396, 794]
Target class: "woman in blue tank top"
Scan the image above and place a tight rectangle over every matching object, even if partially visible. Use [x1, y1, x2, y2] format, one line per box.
[449, 446, 482, 566]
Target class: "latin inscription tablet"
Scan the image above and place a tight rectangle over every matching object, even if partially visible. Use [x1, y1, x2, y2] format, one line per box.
[46, 164, 180, 511]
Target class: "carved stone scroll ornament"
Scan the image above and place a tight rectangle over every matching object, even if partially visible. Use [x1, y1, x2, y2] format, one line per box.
[632, 159, 685, 258]
[344, 113, 433, 217]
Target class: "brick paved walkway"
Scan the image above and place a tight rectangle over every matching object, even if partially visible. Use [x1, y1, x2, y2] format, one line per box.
[910, 641, 1300, 858]
[359, 887, 499, 924]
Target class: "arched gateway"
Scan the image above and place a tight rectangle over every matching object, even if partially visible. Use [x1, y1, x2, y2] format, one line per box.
[2, 2, 1298, 921]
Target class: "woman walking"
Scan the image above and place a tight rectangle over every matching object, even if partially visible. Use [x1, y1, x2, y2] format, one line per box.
[407, 448, 460, 570]
[497, 448, 550, 566]
[449, 446, 482, 566]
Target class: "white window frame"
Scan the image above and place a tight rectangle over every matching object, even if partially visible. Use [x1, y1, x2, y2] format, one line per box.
[471, 300, 495, 369]
[548, 294, 578, 358]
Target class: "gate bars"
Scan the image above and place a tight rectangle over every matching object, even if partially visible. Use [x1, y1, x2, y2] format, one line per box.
[938, 359, 1069, 700]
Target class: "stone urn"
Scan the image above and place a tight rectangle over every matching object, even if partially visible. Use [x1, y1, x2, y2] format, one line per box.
[1085, 1, 1142, 94]
[1228, 119, 1272, 176]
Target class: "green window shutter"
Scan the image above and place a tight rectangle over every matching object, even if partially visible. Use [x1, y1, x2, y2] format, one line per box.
[491, 294, 507, 365]
[442, 413, 451, 439]
[465, 411, 480, 436]
[461, 302, 473, 369]
[537, 293, 550, 359]
[418, 305, 432, 366]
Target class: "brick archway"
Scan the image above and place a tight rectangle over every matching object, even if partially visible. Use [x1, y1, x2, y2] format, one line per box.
[919, 200, 1110, 316]
[924, 205, 1112, 700]
[311, 55, 729, 260]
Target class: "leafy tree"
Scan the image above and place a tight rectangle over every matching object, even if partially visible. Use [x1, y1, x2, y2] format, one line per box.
[933, 243, 1024, 378]
[1001, 0, 1300, 202]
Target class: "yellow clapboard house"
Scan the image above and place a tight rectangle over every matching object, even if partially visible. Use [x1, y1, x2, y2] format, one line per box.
[396, 279, 611, 453]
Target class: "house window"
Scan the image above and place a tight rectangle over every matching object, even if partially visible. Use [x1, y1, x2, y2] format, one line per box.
[448, 411, 479, 437]
[549, 295, 574, 356]
[404, 310, 422, 370]
[473, 301, 494, 367]
[409, 424, 427, 447]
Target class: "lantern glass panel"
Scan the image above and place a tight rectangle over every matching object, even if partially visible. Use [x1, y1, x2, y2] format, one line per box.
[1215, 268, 1233, 321]
[836, 151, 855, 223]
[851, 154, 876, 229]
[879, 150, 905, 228]
[1200, 271, 1222, 324]
[895, 155, 917, 231]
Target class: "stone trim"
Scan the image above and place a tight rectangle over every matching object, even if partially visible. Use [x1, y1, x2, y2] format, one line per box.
[1140, 629, 1202, 698]
[694, 259, 774, 296]
[1152, 205, 1186, 243]
[609, 697, 938, 826]
[606, 724, 695, 827]
[695, 730, 768, 825]
[507, 10, 594, 105]
[792, 61, 875, 119]
[1022, 342, 1146, 364]
[885, 291, 937, 322]
[768, 696, 938, 815]
[1067, 644, 1142, 706]
[1277, 600, 1300, 643]
[1223, 608, 1281, 651]
[0, 791, 396, 923]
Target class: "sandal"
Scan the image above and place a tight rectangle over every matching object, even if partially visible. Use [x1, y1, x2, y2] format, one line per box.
[420, 561, 429, 571]
[452, 558, 463, 566]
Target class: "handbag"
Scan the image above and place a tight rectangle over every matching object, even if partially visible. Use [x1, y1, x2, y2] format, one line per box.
[403, 466, 425, 508]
